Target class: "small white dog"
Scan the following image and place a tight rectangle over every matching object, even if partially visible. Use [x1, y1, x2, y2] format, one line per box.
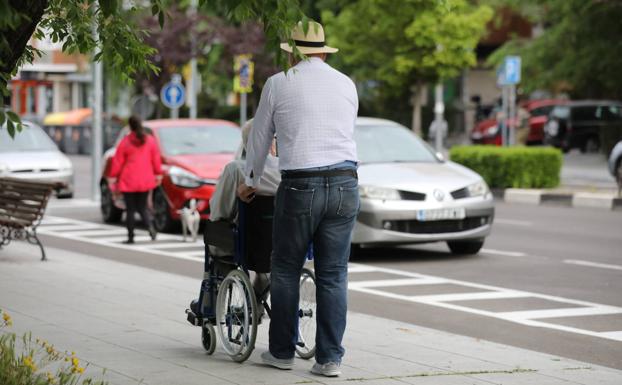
[178, 199, 201, 242]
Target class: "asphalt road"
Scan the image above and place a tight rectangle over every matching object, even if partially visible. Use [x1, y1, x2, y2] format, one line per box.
[37, 154, 622, 370]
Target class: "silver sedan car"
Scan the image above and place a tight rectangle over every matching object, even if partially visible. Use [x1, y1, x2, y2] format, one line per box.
[0, 121, 74, 197]
[352, 118, 494, 254]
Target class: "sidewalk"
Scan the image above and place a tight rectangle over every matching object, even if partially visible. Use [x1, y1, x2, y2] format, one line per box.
[1, 242, 621, 385]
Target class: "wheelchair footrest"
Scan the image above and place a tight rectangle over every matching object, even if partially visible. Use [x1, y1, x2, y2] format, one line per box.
[185, 309, 202, 326]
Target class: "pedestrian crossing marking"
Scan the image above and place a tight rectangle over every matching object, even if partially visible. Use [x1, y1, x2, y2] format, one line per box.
[348, 262, 622, 343]
[37, 216, 622, 343]
[38, 216, 204, 261]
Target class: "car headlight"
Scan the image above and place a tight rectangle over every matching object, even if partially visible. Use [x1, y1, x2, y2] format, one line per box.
[359, 186, 401, 200]
[486, 125, 499, 136]
[546, 120, 559, 136]
[169, 166, 205, 188]
[467, 180, 489, 197]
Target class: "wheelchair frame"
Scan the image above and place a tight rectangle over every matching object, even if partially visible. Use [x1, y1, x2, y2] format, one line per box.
[185, 197, 317, 362]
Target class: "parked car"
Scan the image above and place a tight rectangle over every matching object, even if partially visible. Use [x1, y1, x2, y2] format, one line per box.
[608, 140, 622, 196]
[470, 99, 563, 145]
[100, 119, 240, 232]
[353, 118, 495, 254]
[0, 120, 74, 197]
[544, 101, 622, 153]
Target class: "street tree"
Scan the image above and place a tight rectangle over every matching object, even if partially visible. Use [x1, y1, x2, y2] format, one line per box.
[485, 0, 622, 100]
[0, 0, 305, 137]
[323, 0, 492, 135]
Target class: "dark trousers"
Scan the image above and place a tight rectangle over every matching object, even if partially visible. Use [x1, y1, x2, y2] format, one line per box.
[123, 191, 152, 238]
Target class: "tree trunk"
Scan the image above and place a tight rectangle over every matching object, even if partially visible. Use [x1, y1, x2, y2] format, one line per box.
[411, 80, 424, 136]
[0, 0, 48, 77]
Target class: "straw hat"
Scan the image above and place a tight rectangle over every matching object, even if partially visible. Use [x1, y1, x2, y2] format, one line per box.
[280, 21, 338, 54]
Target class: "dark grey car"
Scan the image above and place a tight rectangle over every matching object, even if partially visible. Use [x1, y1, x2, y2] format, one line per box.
[544, 101, 622, 153]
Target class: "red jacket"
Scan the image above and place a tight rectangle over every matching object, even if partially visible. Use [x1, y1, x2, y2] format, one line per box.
[110, 132, 162, 193]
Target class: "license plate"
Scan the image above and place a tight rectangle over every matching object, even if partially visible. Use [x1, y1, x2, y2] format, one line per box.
[416, 208, 466, 221]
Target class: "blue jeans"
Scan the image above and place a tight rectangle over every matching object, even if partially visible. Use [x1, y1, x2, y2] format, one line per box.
[269, 162, 359, 364]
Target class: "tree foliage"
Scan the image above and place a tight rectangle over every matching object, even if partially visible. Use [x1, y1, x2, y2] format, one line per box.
[323, 0, 493, 89]
[0, 0, 305, 136]
[486, 0, 622, 99]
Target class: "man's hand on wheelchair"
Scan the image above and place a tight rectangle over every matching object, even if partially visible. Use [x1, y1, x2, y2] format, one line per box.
[237, 183, 257, 203]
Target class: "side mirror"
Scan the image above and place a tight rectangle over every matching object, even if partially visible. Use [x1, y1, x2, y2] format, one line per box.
[436, 152, 445, 162]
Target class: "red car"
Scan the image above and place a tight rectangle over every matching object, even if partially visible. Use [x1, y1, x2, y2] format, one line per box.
[100, 119, 240, 232]
[470, 99, 565, 145]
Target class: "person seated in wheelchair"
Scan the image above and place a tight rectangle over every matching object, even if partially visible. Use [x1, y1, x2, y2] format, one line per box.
[191, 119, 280, 315]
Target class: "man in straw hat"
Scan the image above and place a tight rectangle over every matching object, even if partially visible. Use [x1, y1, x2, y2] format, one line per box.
[238, 20, 359, 377]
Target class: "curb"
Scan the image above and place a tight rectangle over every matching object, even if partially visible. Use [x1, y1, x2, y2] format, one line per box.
[502, 188, 622, 210]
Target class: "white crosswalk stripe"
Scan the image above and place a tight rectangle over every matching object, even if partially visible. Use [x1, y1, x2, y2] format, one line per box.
[348, 262, 622, 343]
[38, 216, 622, 343]
[39, 216, 204, 259]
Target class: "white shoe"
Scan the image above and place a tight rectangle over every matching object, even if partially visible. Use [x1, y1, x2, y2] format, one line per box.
[311, 362, 341, 377]
[261, 351, 294, 370]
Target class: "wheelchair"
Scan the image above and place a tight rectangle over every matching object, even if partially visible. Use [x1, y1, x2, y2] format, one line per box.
[185, 196, 317, 362]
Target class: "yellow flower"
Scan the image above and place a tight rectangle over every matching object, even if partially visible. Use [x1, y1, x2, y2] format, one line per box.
[77, 367, 85, 374]
[23, 355, 38, 372]
[2, 312, 12, 326]
[72, 357, 79, 367]
[47, 372, 56, 384]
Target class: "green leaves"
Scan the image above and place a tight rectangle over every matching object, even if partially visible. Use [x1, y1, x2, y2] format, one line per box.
[324, 0, 492, 87]
[0, 109, 23, 139]
[487, 0, 622, 99]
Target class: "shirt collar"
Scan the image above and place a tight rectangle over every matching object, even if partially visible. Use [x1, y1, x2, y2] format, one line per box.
[295, 56, 326, 68]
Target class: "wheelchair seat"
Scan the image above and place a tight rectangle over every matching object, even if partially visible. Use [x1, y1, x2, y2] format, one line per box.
[204, 195, 274, 273]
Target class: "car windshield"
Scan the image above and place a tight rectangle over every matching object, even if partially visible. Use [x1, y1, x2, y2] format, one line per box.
[355, 124, 439, 164]
[0, 123, 58, 152]
[158, 125, 240, 156]
[551, 106, 570, 119]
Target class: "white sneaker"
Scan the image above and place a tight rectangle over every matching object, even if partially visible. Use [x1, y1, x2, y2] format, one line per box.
[261, 351, 294, 370]
[311, 362, 341, 377]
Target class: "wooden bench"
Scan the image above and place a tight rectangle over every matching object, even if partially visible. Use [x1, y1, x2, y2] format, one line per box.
[0, 177, 61, 261]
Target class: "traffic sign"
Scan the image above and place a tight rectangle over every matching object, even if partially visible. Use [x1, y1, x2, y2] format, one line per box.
[160, 75, 186, 109]
[497, 56, 521, 86]
[233, 54, 254, 94]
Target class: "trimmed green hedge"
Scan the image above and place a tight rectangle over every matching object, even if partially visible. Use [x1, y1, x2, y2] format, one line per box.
[449, 145, 563, 188]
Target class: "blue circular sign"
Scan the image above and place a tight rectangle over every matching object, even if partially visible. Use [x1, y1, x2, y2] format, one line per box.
[160, 82, 186, 109]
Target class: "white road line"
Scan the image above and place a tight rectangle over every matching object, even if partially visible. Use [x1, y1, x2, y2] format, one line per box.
[348, 265, 379, 273]
[481, 248, 526, 257]
[349, 277, 446, 289]
[599, 331, 622, 341]
[494, 218, 533, 227]
[347, 262, 622, 342]
[564, 259, 622, 271]
[38, 224, 105, 232]
[498, 306, 622, 320]
[60, 229, 129, 237]
[142, 241, 204, 249]
[410, 290, 529, 303]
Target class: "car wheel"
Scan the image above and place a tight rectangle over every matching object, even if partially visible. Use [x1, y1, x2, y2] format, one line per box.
[616, 160, 622, 197]
[447, 239, 484, 255]
[57, 192, 74, 199]
[100, 182, 122, 223]
[153, 188, 176, 232]
[581, 136, 600, 153]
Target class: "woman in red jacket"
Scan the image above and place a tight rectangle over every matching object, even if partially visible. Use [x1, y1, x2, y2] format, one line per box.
[109, 116, 162, 244]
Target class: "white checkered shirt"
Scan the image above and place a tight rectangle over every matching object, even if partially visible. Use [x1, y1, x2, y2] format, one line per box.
[245, 57, 359, 187]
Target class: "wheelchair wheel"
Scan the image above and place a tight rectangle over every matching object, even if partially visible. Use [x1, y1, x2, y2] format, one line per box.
[296, 267, 317, 359]
[216, 269, 258, 362]
[202, 323, 216, 355]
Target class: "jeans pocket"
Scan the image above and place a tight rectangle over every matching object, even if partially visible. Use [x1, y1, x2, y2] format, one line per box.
[283, 186, 315, 216]
[337, 186, 359, 218]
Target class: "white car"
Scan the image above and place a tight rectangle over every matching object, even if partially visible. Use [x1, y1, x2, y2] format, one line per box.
[0, 121, 74, 197]
[352, 118, 495, 254]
